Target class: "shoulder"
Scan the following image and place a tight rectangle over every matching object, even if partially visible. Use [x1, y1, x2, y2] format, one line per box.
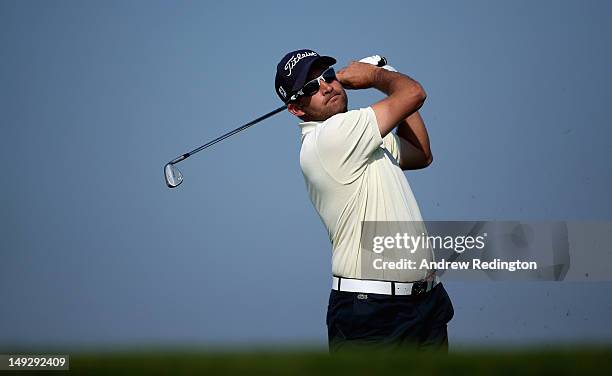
[317, 107, 378, 143]
[321, 107, 376, 128]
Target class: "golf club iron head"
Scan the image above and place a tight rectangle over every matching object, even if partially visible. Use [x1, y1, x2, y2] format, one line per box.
[164, 163, 183, 188]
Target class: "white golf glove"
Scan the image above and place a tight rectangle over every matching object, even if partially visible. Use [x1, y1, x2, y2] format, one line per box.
[359, 55, 398, 72]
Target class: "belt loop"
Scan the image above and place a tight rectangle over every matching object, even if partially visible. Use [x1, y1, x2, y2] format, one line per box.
[337, 277, 342, 291]
[391, 281, 395, 296]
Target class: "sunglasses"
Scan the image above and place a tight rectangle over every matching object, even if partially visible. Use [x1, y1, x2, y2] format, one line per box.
[289, 67, 336, 102]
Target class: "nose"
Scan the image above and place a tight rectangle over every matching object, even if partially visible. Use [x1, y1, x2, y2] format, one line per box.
[319, 78, 333, 95]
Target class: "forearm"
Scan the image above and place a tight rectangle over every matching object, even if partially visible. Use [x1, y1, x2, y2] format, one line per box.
[396, 111, 432, 169]
[372, 68, 425, 100]
[337, 62, 427, 138]
[370, 69, 426, 137]
[397, 112, 431, 157]
[373, 70, 431, 166]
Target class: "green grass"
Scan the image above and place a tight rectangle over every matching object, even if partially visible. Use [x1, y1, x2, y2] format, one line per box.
[26, 346, 611, 375]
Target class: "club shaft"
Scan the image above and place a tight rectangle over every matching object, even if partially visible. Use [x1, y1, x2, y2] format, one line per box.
[175, 105, 288, 162]
[171, 56, 385, 164]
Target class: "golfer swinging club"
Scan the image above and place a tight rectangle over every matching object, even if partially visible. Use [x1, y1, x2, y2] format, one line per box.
[275, 49, 454, 351]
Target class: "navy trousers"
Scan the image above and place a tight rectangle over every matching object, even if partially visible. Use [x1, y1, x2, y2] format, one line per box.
[326, 282, 454, 352]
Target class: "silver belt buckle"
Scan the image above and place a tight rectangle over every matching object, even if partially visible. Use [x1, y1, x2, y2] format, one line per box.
[394, 283, 412, 295]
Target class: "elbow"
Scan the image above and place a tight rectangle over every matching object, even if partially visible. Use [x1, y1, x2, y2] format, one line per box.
[415, 154, 433, 170]
[401, 154, 433, 171]
[417, 83, 427, 104]
[413, 82, 427, 109]
[417, 153, 433, 170]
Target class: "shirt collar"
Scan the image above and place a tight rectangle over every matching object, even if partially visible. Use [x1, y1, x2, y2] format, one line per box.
[298, 120, 320, 136]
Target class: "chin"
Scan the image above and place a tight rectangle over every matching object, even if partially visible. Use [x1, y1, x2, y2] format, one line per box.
[324, 105, 345, 119]
[334, 99, 348, 114]
[310, 98, 348, 121]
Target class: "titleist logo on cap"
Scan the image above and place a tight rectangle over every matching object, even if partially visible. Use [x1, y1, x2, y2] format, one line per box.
[284, 51, 318, 77]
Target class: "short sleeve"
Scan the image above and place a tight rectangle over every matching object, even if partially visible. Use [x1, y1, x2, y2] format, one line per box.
[382, 132, 401, 163]
[315, 107, 383, 183]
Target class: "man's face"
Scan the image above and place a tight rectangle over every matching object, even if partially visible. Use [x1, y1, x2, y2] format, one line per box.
[287, 63, 348, 122]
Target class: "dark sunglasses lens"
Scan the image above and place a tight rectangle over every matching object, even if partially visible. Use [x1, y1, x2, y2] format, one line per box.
[323, 67, 336, 82]
[302, 80, 320, 96]
[295, 67, 336, 99]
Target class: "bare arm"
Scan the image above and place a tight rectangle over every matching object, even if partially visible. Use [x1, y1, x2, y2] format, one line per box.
[396, 111, 433, 170]
[337, 62, 426, 138]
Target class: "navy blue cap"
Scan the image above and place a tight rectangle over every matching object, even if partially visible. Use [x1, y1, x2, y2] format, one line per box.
[275, 49, 336, 103]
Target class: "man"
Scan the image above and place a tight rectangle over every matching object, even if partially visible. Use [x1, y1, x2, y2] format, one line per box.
[275, 49, 454, 351]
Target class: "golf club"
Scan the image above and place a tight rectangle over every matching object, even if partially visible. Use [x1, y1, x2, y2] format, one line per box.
[164, 56, 388, 188]
[163, 105, 287, 188]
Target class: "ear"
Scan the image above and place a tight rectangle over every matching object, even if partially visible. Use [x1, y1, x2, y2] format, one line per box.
[287, 102, 305, 117]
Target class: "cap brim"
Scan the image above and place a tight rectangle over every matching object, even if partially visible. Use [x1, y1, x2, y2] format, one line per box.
[289, 56, 337, 98]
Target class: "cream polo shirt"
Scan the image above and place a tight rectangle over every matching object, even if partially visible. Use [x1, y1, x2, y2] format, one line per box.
[298, 107, 433, 282]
